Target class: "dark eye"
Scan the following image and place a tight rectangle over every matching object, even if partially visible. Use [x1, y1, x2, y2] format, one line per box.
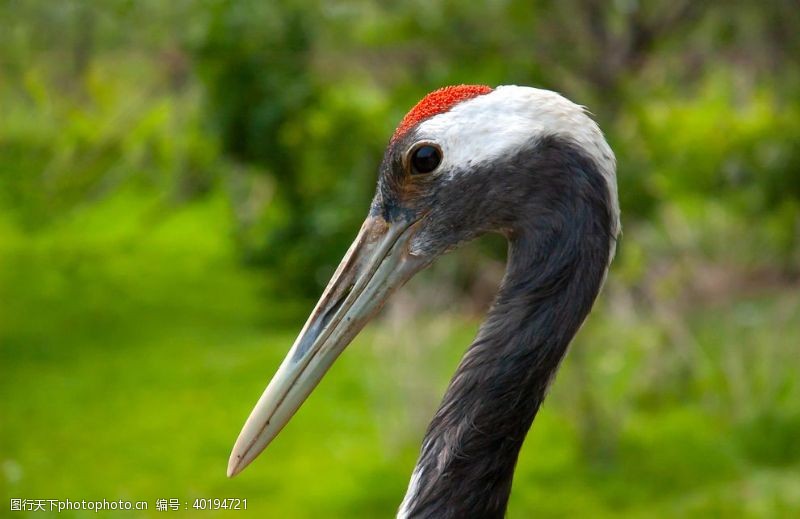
[410, 145, 442, 174]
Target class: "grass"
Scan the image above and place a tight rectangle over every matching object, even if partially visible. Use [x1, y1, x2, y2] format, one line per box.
[2, 192, 799, 517]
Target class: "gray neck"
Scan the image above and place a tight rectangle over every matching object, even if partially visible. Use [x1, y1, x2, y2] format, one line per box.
[398, 167, 614, 518]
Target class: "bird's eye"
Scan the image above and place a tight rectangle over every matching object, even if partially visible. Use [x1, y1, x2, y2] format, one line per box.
[410, 144, 442, 175]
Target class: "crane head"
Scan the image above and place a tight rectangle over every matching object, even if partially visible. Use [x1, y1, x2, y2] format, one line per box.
[227, 85, 619, 477]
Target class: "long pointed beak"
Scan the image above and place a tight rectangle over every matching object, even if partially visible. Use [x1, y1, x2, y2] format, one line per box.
[228, 215, 428, 477]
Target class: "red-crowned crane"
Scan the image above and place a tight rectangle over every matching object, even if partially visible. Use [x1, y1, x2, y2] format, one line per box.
[227, 85, 620, 519]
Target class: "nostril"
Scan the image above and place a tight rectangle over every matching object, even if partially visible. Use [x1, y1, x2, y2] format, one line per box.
[321, 284, 352, 328]
[293, 284, 353, 361]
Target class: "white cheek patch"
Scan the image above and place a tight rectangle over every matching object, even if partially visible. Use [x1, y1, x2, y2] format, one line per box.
[414, 85, 620, 243]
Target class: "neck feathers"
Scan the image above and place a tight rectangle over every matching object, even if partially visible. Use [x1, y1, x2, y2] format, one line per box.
[399, 138, 615, 519]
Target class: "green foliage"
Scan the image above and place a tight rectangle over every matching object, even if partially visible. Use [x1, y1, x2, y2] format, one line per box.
[1, 196, 798, 516]
[617, 74, 800, 217]
[0, 58, 220, 229]
[2, 0, 800, 516]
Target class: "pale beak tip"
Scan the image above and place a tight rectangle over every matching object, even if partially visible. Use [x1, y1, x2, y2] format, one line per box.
[227, 451, 247, 478]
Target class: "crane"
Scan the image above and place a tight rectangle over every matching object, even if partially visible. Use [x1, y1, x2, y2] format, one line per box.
[227, 85, 620, 518]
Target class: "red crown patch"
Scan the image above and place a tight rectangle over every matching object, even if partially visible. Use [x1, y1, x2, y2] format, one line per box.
[392, 85, 493, 142]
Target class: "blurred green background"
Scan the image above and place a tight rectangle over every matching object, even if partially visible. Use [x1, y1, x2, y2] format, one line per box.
[2, 1, 799, 517]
